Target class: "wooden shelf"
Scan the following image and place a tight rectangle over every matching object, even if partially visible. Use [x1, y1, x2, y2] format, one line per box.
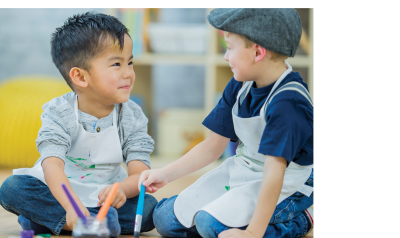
[287, 55, 312, 68]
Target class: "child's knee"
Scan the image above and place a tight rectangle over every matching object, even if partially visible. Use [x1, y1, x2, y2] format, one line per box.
[194, 210, 219, 238]
[143, 194, 158, 215]
[153, 196, 178, 236]
[153, 195, 177, 219]
[0, 175, 25, 205]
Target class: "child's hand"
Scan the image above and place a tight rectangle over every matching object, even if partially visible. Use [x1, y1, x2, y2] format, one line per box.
[65, 206, 90, 230]
[138, 168, 169, 193]
[97, 185, 126, 208]
[218, 229, 256, 238]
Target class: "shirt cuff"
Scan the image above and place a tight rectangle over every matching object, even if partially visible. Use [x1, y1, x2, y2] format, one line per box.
[258, 147, 293, 165]
[202, 117, 238, 141]
[38, 143, 67, 164]
[126, 153, 151, 169]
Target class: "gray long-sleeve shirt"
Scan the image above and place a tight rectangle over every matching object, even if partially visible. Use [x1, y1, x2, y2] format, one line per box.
[35, 92, 154, 168]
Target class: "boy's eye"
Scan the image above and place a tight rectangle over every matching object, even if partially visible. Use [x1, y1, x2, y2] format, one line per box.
[112, 62, 120, 66]
[128, 61, 133, 65]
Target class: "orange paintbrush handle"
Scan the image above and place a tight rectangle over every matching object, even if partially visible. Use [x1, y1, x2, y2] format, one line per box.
[96, 182, 120, 222]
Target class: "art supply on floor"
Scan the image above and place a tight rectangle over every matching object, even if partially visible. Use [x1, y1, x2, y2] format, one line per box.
[89, 183, 120, 233]
[61, 183, 87, 225]
[36, 234, 51, 238]
[20, 230, 34, 238]
[72, 216, 109, 238]
[133, 183, 146, 238]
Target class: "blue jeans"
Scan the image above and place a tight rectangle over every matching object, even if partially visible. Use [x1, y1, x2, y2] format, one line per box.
[153, 170, 313, 238]
[0, 175, 157, 235]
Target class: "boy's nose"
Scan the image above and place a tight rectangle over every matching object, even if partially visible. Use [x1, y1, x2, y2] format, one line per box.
[123, 68, 134, 79]
[126, 69, 136, 83]
[223, 51, 229, 61]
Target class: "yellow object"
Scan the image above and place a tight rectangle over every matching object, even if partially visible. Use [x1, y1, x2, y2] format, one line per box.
[0, 76, 72, 169]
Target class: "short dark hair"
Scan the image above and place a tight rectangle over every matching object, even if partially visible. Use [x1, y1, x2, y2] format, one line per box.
[51, 12, 129, 90]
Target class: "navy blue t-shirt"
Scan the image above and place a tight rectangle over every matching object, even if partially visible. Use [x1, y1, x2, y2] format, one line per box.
[202, 72, 313, 166]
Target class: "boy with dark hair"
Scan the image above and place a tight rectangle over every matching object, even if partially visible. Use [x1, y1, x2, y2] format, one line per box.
[0, 12, 157, 237]
[139, 8, 314, 238]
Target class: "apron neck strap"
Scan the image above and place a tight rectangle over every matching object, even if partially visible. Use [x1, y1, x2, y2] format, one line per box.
[235, 61, 293, 111]
[260, 61, 292, 117]
[112, 105, 117, 126]
[74, 94, 79, 121]
[236, 81, 253, 106]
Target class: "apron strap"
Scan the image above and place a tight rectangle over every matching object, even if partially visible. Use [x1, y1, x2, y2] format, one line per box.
[235, 61, 298, 119]
[112, 105, 117, 127]
[267, 82, 313, 108]
[260, 81, 313, 119]
[73, 93, 79, 122]
[257, 61, 292, 118]
[237, 81, 253, 107]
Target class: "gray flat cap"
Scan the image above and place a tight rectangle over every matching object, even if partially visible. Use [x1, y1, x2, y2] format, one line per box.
[207, 8, 302, 57]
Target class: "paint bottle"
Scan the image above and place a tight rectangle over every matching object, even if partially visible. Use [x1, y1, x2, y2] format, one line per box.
[73, 216, 110, 238]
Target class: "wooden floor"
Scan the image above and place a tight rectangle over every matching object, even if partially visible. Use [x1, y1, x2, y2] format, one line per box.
[0, 160, 313, 237]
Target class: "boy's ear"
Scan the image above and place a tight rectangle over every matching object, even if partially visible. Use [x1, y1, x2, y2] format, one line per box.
[69, 67, 88, 88]
[254, 44, 267, 62]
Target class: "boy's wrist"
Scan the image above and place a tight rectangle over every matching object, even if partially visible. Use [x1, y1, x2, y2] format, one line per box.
[161, 166, 173, 183]
[118, 179, 131, 197]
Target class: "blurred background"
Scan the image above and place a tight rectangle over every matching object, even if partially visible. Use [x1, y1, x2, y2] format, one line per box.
[0, 8, 313, 169]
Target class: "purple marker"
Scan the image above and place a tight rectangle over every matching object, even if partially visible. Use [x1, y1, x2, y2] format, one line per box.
[61, 183, 87, 225]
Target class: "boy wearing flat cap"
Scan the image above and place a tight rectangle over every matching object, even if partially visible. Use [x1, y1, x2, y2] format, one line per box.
[139, 8, 314, 238]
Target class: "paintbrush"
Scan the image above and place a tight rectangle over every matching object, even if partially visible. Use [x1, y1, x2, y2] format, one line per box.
[133, 183, 146, 238]
[61, 183, 87, 225]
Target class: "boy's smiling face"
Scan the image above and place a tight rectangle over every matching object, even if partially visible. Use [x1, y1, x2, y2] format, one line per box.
[85, 33, 135, 105]
[223, 32, 255, 82]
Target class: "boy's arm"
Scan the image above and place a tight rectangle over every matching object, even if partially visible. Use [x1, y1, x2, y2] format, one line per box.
[246, 155, 286, 237]
[42, 157, 90, 229]
[121, 160, 150, 198]
[139, 131, 230, 192]
[120, 102, 154, 169]
[219, 154, 287, 238]
[164, 131, 230, 182]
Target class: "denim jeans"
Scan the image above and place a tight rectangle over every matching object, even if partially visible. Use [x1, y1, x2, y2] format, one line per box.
[153, 170, 313, 238]
[0, 175, 158, 235]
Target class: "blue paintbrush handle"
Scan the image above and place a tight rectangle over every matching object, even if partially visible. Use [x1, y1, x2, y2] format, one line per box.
[137, 183, 145, 216]
[133, 183, 145, 237]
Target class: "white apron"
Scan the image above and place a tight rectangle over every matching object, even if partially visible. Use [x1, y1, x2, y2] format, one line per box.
[14, 95, 128, 207]
[174, 62, 314, 228]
